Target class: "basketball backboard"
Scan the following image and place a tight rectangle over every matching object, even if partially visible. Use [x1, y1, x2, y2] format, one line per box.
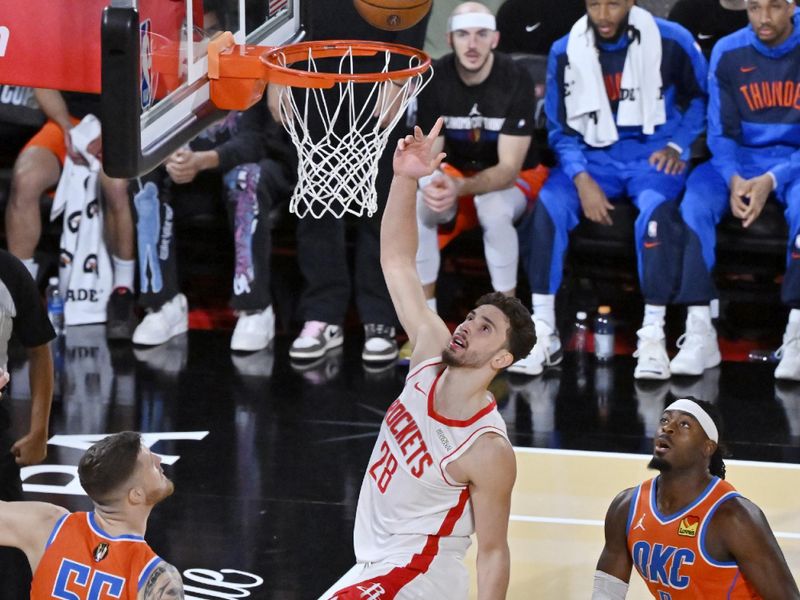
[103, 0, 304, 177]
[0, 0, 303, 177]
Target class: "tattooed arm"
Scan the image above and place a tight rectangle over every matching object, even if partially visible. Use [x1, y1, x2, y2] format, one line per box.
[139, 561, 185, 600]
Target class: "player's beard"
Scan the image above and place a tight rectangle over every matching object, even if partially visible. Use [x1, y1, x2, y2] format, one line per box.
[442, 346, 463, 367]
[146, 479, 175, 505]
[647, 456, 672, 473]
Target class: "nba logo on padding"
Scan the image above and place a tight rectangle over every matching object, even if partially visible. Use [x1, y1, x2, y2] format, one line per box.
[0, 26, 9, 57]
[140, 19, 153, 110]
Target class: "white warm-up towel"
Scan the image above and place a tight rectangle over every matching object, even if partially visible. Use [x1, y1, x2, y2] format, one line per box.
[51, 114, 112, 325]
[564, 6, 665, 147]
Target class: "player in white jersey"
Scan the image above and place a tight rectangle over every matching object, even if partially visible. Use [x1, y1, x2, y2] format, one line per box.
[319, 119, 536, 600]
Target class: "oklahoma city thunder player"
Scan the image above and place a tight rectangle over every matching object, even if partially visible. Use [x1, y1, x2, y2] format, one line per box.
[0, 432, 183, 599]
[593, 398, 799, 599]
[319, 120, 536, 600]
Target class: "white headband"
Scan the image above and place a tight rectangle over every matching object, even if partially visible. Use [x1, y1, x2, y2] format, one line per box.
[665, 399, 719, 443]
[448, 13, 497, 32]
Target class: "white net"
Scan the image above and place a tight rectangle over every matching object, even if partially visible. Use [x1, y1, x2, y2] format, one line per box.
[273, 45, 433, 219]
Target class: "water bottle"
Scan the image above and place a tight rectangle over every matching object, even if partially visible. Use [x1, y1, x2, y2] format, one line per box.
[46, 277, 64, 335]
[594, 306, 615, 362]
[570, 311, 590, 393]
[568, 311, 589, 352]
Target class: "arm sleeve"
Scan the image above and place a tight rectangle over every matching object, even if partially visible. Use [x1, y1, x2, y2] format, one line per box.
[592, 570, 629, 600]
[215, 103, 269, 172]
[667, 28, 708, 155]
[545, 45, 588, 180]
[707, 48, 742, 185]
[501, 66, 537, 137]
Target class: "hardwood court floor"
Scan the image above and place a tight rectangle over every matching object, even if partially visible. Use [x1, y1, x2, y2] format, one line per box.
[467, 448, 800, 598]
[2, 329, 799, 599]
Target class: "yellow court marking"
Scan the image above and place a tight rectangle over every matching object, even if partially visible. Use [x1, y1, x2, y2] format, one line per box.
[466, 448, 800, 599]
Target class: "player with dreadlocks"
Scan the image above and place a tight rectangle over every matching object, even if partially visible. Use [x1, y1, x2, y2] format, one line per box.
[592, 397, 799, 599]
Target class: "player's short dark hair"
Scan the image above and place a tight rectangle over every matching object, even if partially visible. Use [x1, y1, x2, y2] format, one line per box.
[78, 432, 142, 504]
[475, 292, 536, 363]
[688, 398, 727, 480]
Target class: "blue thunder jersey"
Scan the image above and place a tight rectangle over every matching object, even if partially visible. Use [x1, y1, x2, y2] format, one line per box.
[545, 19, 708, 180]
[708, 13, 800, 188]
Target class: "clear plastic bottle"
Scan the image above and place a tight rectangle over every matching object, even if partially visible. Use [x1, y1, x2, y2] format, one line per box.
[569, 311, 589, 352]
[594, 306, 614, 362]
[45, 277, 64, 335]
[571, 311, 590, 393]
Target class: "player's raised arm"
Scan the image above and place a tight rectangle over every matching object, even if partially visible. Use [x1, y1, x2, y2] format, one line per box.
[380, 118, 449, 362]
[0, 501, 68, 572]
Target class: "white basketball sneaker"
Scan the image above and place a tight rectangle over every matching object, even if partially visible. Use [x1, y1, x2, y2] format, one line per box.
[230, 306, 275, 352]
[507, 318, 562, 376]
[132, 294, 189, 346]
[775, 321, 800, 381]
[634, 324, 670, 380]
[670, 314, 721, 376]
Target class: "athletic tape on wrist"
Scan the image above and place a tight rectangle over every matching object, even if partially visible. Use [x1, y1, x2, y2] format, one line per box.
[448, 13, 496, 32]
[665, 399, 719, 442]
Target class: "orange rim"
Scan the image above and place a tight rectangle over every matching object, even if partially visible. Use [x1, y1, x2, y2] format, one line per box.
[260, 40, 431, 88]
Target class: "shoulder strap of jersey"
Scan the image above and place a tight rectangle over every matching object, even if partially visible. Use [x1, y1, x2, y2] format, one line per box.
[405, 356, 444, 383]
[44, 512, 71, 549]
[625, 480, 649, 537]
[439, 424, 510, 487]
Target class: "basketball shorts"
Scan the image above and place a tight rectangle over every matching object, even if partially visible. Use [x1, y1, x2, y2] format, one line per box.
[436, 163, 548, 249]
[22, 117, 81, 166]
[318, 552, 469, 600]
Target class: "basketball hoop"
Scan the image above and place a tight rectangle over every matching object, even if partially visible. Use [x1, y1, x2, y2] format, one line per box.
[261, 40, 433, 218]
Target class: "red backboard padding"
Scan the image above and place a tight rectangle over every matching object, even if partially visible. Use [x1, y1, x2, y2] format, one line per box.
[0, 0, 195, 93]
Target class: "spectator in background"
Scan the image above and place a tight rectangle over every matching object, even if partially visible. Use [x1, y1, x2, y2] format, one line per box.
[424, 0, 502, 58]
[131, 100, 295, 353]
[3, 90, 136, 340]
[511, 0, 708, 380]
[675, 0, 800, 381]
[414, 2, 545, 318]
[495, 0, 585, 55]
[669, 0, 748, 58]
[279, 1, 430, 366]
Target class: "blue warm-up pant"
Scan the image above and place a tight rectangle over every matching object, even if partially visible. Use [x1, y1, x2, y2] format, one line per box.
[523, 154, 687, 304]
[680, 160, 800, 307]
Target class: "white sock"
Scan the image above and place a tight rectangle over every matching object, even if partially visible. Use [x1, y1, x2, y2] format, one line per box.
[532, 294, 556, 329]
[21, 257, 38, 281]
[789, 309, 800, 325]
[112, 256, 135, 291]
[643, 304, 666, 328]
[688, 305, 712, 324]
[426, 297, 437, 313]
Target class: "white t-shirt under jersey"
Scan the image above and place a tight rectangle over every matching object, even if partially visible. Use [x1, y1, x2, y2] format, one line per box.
[353, 356, 510, 564]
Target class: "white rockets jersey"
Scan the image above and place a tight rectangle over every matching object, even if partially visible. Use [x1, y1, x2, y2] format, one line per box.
[353, 357, 510, 564]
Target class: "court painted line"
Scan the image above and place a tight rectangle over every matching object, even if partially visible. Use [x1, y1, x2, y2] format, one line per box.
[509, 515, 800, 540]
[513, 446, 800, 470]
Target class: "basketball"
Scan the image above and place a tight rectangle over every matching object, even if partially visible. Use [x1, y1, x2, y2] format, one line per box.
[352, 0, 432, 31]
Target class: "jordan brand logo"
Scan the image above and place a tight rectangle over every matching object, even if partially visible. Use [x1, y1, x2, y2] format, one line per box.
[634, 513, 646, 531]
[357, 583, 386, 599]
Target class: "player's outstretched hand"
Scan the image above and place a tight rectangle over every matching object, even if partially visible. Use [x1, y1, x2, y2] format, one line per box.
[393, 117, 446, 181]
